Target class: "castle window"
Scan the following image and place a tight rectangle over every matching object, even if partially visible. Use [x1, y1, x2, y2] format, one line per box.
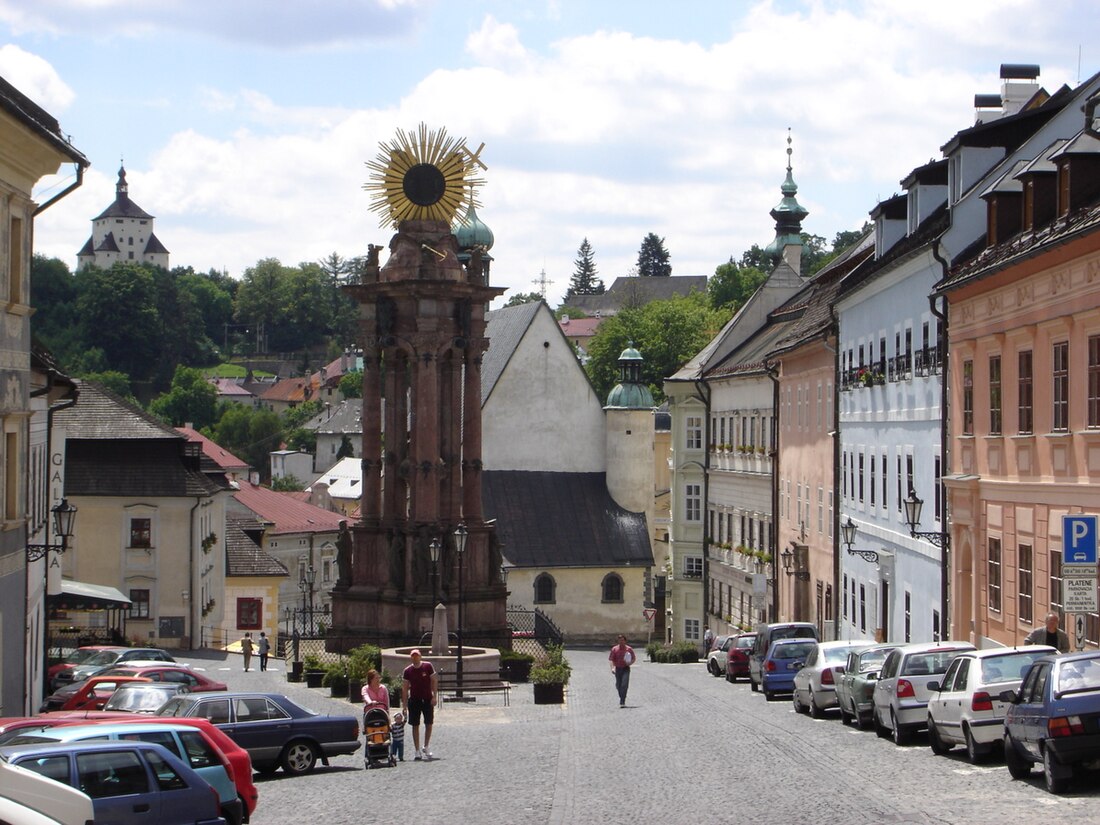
[533, 573, 556, 604]
[601, 573, 624, 603]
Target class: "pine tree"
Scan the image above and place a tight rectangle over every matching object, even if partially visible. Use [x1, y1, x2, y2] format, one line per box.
[566, 238, 604, 300]
[636, 232, 672, 277]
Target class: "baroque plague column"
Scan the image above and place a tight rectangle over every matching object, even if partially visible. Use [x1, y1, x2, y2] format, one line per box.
[328, 126, 508, 649]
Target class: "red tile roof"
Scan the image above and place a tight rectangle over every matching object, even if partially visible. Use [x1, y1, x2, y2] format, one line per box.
[259, 376, 316, 403]
[558, 316, 603, 338]
[175, 427, 250, 473]
[232, 481, 346, 535]
[209, 378, 254, 398]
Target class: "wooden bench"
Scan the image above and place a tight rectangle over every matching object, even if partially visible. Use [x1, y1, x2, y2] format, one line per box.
[435, 670, 512, 705]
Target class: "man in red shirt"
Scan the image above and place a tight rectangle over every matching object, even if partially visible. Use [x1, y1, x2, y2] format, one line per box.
[401, 649, 438, 760]
[609, 634, 636, 707]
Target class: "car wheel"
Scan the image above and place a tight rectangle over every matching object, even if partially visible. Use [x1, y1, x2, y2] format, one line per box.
[792, 691, 805, 713]
[809, 694, 825, 720]
[928, 719, 952, 756]
[839, 701, 852, 726]
[1004, 735, 1032, 780]
[708, 660, 721, 677]
[1042, 746, 1069, 794]
[891, 712, 911, 746]
[222, 805, 243, 825]
[281, 740, 318, 775]
[964, 725, 986, 764]
[874, 710, 890, 739]
[764, 689, 776, 702]
[726, 670, 734, 683]
[750, 678, 759, 693]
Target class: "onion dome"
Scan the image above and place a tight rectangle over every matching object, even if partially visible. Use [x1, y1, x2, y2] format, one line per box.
[605, 343, 655, 408]
[453, 202, 494, 251]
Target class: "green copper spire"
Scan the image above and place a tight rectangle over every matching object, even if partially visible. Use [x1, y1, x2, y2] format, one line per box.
[764, 129, 809, 260]
[606, 341, 655, 408]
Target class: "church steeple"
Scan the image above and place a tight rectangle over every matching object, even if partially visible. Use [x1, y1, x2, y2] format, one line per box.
[764, 129, 809, 273]
[116, 163, 128, 196]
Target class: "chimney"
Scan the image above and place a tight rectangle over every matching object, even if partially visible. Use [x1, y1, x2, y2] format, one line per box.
[974, 64, 1040, 124]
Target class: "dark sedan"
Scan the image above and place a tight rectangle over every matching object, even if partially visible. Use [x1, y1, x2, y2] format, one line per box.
[156, 692, 360, 775]
[1002, 650, 1100, 794]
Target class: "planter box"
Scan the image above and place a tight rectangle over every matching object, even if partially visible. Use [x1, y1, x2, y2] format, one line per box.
[304, 670, 325, 689]
[348, 680, 363, 704]
[287, 661, 304, 683]
[533, 683, 565, 704]
[329, 682, 349, 698]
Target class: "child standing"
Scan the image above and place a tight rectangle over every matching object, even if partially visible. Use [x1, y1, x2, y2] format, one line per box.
[390, 711, 406, 761]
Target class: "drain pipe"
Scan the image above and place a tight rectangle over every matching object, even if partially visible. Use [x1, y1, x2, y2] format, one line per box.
[930, 240, 951, 639]
[33, 162, 85, 216]
[692, 378, 712, 639]
[763, 357, 780, 622]
[824, 313, 841, 641]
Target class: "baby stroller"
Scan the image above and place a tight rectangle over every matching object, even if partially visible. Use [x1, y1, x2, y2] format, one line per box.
[363, 705, 396, 769]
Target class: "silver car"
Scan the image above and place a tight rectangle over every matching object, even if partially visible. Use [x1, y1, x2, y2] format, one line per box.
[705, 635, 736, 677]
[792, 640, 870, 718]
[872, 641, 975, 745]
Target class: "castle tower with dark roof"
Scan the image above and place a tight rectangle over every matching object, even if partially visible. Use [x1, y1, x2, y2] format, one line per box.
[77, 164, 170, 270]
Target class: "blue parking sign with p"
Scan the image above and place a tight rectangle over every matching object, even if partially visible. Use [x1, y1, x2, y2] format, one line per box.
[1063, 515, 1099, 565]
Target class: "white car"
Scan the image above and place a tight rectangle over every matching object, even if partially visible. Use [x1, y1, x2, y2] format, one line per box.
[872, 641, 976, 745]
[705, 634, 736, 676]
[792, 640, 870, 718]
[926, 645, 1055, 762]
[0, 758, 94, 824]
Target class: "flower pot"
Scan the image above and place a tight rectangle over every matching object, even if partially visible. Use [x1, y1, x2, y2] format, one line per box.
[533, 683, 565, 704]
[347, 679, 363, 703]
[304, 670, 325, 689]
[287, 661, 304, 683]
[329, 681, 349, 698]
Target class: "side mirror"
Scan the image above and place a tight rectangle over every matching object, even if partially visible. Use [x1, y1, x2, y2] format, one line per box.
[998, 689, 1019, 704]
[866, 671, 879, 682]
[927, 681, 941, 692]
[835, 666, 846, 675]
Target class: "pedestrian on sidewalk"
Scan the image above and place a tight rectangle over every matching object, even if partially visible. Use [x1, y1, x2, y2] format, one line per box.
[609, 634, 636, 707]
[390, 712, 406, 762]
[241, 632, 254, 672]
[703, 626, 715, 655]
[402, 649, 437, 761]
[258, 632, 270, 671]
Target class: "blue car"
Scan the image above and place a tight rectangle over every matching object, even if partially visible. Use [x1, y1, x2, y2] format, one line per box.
[761, 638, 817, 701]
[1002, 650, 1100, 794]
[0, 739, 225, 825]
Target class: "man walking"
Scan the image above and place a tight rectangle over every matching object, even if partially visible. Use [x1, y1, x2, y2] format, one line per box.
[241, 632, 254, 672]
[257, 632, 271, 671]
[609, 634, 636, 707]
[402, 649, 438, 760]
[1024, 611, 1071, 652]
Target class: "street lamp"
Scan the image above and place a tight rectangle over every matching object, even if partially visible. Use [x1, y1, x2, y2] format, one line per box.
[841, 516, 880, 564]
[429, 538, 441, 604]
[780, 546, 809, 581]
[903, 488, 949, 548]
[454, 523, 468, 698]
[30, 499, 78, 704]
[299, 565, 316, 633]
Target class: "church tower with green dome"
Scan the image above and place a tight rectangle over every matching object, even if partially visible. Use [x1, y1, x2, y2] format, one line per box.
[453, 202, 494, 285]
[605, 343, 655, 533]
[763, 130, 809, 275]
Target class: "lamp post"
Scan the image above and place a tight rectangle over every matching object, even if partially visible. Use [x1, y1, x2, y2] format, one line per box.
[454, 523, 468, 699]
[429, 538, 441, 604]
[903, 488, 949, 548]
[841, 516, 880, 563]
[299, 565, 316, 634]
[29, 499, 78, 703]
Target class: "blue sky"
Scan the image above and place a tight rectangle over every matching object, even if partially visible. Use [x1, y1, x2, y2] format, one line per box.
[2, 0, 1096, 307]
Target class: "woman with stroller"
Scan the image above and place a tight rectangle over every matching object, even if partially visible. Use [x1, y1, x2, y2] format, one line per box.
[361, 669, 397, 768]
[362, 669, 390, 713]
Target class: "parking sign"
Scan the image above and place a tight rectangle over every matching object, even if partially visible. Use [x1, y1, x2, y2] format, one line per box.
[1062, 514, 1099, 566]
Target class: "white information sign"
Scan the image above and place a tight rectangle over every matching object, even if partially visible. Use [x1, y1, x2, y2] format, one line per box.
[1063, 574, 1099, 613]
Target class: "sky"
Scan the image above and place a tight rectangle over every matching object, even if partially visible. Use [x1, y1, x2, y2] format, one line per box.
[2, 0, 1097, 309]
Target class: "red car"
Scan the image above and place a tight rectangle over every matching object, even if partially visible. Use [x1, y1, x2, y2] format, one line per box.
[98, 664, 228, 692]
[41, 674, 151, 711]
[725, 632, 757, 682]
[0, 715, 94, 746]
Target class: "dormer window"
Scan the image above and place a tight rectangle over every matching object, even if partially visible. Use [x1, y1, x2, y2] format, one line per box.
[907, 189, 918, 234]
[949, 155, 962, 204]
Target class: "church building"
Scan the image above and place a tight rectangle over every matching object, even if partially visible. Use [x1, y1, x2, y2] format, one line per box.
[77, 165, 169, 270]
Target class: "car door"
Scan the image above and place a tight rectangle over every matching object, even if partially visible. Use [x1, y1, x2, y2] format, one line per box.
[75, 746, 160, 824]
[1016, 662, 1051, 761]
[873, 650, 900, 724]
[221, 696, 291, 764]
[938, 657, 968, 743]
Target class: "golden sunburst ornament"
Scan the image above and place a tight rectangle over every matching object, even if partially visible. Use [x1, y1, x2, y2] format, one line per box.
[364, 124, 486, 228]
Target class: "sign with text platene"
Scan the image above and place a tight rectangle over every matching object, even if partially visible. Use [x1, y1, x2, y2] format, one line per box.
[1063, 574, 1099, 614]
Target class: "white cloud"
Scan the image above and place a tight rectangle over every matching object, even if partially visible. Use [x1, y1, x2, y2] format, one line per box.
[465, 15, 528, 68]
[0, 44, 74, 111]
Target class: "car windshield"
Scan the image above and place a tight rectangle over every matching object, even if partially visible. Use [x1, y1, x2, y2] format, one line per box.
[980, 651, 1050, 684]
[901, 650, 963, 677]
[85, 651, 122, 666]
[155, 698, 187, 717]
[66, 649, 102, 665]
[823, 646, 857, 664]
[736, 636, 756, 649]
[1055, 658, 1100, 694]
[858, 649, 891, 672]
[105, 689, 175, 712]
[772, 643, 815, 660]
[773, 627, 816, 642]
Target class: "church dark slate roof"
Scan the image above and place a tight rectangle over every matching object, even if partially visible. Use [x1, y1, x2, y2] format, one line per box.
[226, 516, 289, 578]
[483, 471, 652, 569]
[144, 233, 169, 254]
[95, 232, 120, 253]
[77, 236, 94, 256]
[95, 191, 153, 220]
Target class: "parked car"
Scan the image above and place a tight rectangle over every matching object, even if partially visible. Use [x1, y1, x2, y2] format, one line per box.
[48, 645, 124, 691]
[1002, 649, 1100, 793]
[748, 622, 818, 692]
[792, 640, 869, 718]
[3, 722, 245, 825]
[157, 691, 361, 775]
[98, 665, 227, 692]
[103, 682, 192, 714]
[927, 645, 1055, 763]
[872, 641, 976, 745]
[725, 632, 757, 682]
[705, 634, 735, 676]
[835, 644, 901, 728]
[760, 638, 818, 701]
[0, 739, 225, 825]
[57, 648, 177, 687]
[0, 754, 95, 824]
[40, 675, 152, 712]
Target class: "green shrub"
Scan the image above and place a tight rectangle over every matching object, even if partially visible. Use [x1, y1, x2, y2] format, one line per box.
[303, 653, 325, 671]
[345, 644, 381, 681]
[650, 641, 700, 663]
[530, 644, 571, 685]
[645, 641, 662, 662]
[321, 661, 348, 691]
[499, 649, 535, 664]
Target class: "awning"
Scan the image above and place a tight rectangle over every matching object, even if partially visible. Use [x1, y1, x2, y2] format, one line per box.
[48, 580, 132, 610]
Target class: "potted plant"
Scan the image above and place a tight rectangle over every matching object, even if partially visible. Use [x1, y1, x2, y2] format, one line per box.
[345, 643, 378, 704]
[322, 661, 349, 698]
[530, 645, 571, 704]
[303, 654, 326, 688]
[498, 649, 535, 682]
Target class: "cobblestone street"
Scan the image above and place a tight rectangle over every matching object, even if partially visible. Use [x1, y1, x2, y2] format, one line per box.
[178, 648, 1099, 825]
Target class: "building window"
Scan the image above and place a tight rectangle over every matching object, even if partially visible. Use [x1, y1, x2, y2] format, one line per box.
[1053, 341, 1069, 432]
[9, 216, 22, 305]
[1090, 336, 1100, 428]
[904, 591, 912, 642]
[1050, 548, 1063, 617]
[932, 610, 941, 642]
[684, 618, 700, 641]
[683, 556, 703, 579]
[602, 576, 620, 607]
[686, 415, 702, 450]
[3, 431, 16, 522]
[236, 598, 262, 630]
[858, 453, 864, 504]
[989, 355, 1002, 435]
[869, 454, 876, 508]
[859, 585, 867, 634]
[843, 575, 849, 620]
[881, 450, 888, 510]
[988, 537, 1002, 613]
[129, 589, 150, 619]
[1018, 544, 1033, 624]
[685, 484, 701, 522]
[1018, 350, 1033, 434]
[130, 517, 152, 549]
[534, 573, 556, 604]
[962, 359, 974, 435]
[934, 455, 942, 523]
